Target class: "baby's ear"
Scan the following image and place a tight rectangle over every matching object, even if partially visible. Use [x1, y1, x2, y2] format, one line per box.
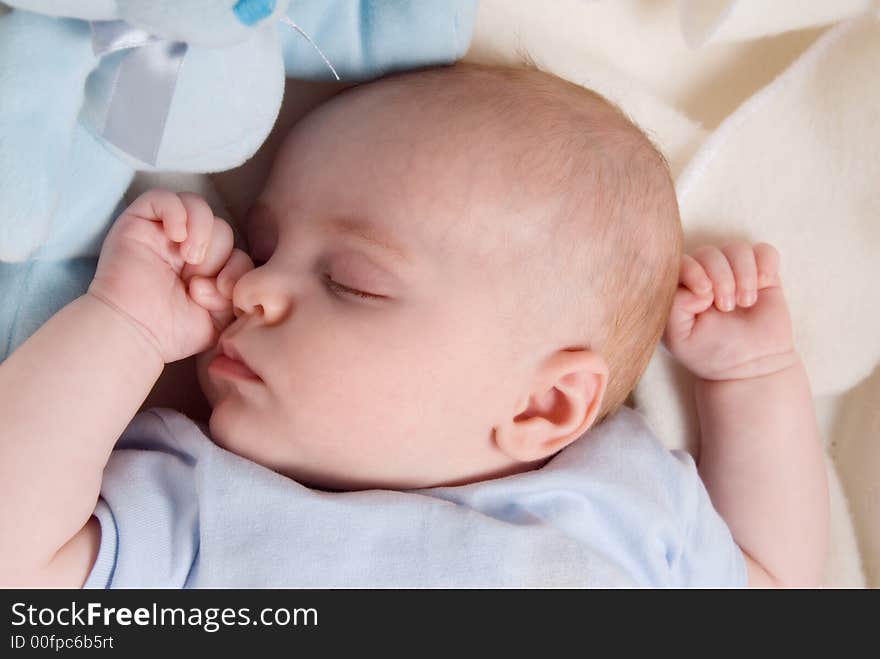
[493, 349, 608, 463]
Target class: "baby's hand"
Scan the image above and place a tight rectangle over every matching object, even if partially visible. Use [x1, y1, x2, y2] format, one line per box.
[88, 190, 255, 363]
[662, 242, 798, 381]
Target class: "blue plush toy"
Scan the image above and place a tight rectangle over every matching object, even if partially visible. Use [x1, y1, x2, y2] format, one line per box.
[0, 0, 477, 359]
[0, 0, 478, 262]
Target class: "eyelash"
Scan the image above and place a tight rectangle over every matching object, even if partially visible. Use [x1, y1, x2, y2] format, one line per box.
[323, 274, 385, 301]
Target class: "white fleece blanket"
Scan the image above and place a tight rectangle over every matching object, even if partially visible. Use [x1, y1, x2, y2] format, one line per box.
[464, 0, 879, 587]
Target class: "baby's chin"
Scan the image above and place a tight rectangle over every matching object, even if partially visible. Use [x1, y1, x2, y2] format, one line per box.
[203, 399, 388, 492]
[206, 406, 233, 452]
[205, 390, 255, 458]
[205, 402, 308, 486]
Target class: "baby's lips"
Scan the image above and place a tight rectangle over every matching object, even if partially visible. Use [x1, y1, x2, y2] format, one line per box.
[215, 337, 263, 382]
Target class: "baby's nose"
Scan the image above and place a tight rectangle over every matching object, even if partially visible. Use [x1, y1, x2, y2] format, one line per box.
[233, 0, 276, 26]
[232, 266, 292, 324]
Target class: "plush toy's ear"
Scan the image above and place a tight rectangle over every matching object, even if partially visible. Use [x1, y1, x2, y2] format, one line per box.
[3, 0, 118, 20]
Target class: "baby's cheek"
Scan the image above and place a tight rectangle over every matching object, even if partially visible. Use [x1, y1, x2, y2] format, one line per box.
[297, 349, 414, 434]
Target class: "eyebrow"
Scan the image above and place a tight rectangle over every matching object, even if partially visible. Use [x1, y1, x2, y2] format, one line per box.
[326, 218, 413, 266]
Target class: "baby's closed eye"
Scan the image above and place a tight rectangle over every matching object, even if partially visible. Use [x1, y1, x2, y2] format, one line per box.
[323, 274, 388, 300]
[322, 251, 397, 301]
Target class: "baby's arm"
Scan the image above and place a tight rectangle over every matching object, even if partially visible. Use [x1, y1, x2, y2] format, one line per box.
[0, 294, 164, 586]
[663, 242, 829, 587]
[0, 190, 252, 586]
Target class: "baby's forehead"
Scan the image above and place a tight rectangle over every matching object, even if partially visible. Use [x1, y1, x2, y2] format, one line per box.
[288, 81, 597, 241]
[269, 64, 646, 277]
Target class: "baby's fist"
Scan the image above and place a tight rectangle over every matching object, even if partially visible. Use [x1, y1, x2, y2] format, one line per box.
[88, 190, 252, 363]
[185, 247, 255, 332]
[662, 241, 798, 381]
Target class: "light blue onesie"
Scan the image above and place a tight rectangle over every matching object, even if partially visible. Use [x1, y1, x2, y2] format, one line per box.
[84, 406, 746, 588]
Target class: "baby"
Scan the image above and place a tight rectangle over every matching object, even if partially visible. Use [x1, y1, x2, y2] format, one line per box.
[0, 64, 828, 587]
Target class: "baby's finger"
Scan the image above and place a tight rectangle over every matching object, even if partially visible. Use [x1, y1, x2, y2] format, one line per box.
[664, 287, 712, 343]
[754, 242, 782, 289]
[216, 248, 255, 299]
[181, 218, 235, 280]
[188, 276, 229, 312]
[679, 254, 713, 296]
[178, 192, 216, 265]
[189, 277, 236, 333]
[721, 241, 758, 308]
[126, 189, 188, 242]
[691, 245, 736, 312]
[209, 306, 236, 333]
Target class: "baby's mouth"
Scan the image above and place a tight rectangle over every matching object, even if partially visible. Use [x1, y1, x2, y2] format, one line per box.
[208, 339, 263, 383]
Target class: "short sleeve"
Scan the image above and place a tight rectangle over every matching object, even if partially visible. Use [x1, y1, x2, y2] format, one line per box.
[83, 499, 117, 588]
[668, 450, 748, 588]
[82, 409, 204, 588]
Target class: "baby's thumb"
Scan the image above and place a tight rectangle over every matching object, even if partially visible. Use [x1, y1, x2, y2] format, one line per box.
[189, 276, 235, 332]
[664, 287, 711, 344]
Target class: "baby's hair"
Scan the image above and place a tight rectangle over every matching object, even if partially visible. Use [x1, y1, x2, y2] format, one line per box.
[348, 61, 682, 425]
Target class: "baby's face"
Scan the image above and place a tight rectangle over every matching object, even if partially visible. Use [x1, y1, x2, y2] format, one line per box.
[197, 83, 552, 491]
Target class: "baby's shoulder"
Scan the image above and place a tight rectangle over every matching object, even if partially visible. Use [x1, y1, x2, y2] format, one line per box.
[558, 406, 704, 516]
[567, 407, 693, 475]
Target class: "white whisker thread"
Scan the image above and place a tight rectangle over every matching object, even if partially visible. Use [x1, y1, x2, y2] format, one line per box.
[279, 14, 340, 81]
